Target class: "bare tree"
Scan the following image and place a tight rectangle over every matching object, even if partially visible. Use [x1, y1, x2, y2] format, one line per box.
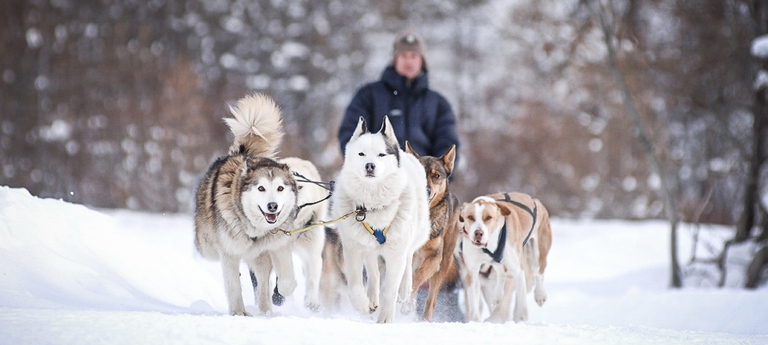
[739, 0, 768, 288]
[593, 0, 682, 287]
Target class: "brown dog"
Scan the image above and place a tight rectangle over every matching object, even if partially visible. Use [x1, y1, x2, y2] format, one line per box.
[457, 192, 552, 323]
[318, 226, 346, 310]
[405, 143, 461, 321]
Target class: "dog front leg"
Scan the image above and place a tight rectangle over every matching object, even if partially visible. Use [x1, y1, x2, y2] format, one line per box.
[269, 247, 297, 297]
[511, 268, 529, 322]
[365, 254, 381, 313]
[343, 245, 374, 315]
[221, 254, 249, 316]
[422, 267, 444, 321]
[489, 264, 527, 323]
[302, 239, 324, 311]
[378, 251, 407, 323]
[463, 267, 482, 322]
[487, 269, 515, 323]
[410, 246, 441, 310]
[248, 253, 274, 314]
[399, 251, 416, 315]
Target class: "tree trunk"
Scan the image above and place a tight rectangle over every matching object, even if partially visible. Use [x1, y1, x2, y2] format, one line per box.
[745, 245, 768, 289]
[737, 80, 765, 242]
[594, 1, 681, 287]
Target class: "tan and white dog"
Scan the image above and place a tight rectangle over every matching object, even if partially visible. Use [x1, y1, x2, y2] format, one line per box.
[457, 192, 552, 323]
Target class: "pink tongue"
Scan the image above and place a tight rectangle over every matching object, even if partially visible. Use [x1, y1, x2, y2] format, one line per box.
[266, 213, 277, 223]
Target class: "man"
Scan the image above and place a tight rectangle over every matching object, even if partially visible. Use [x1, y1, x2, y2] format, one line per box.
[338, 30, 459, 163]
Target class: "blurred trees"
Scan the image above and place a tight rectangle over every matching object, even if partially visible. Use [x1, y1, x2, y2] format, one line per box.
[0, 0, 764, 234]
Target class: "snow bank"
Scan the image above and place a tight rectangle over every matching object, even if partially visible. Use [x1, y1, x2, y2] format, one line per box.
[0, 187, 224, 311]
[0, 186, 766, 344]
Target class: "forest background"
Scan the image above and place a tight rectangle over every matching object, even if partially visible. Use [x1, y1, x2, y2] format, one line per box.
[2, 0, 767, 284]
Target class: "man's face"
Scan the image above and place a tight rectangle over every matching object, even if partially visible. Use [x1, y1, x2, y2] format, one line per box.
[394, 51, 423, 82]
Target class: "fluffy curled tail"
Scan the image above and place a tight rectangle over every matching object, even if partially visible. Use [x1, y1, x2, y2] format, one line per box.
[224, 93, 284, 158]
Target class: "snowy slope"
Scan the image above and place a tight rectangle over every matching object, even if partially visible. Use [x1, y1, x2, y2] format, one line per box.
[0, 186, 766, 344]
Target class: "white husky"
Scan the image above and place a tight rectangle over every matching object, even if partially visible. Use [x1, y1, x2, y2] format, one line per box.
[331, 116, 430, 323]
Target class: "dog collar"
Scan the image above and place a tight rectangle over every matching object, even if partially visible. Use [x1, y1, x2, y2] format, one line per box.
[481, 220, 507, 263]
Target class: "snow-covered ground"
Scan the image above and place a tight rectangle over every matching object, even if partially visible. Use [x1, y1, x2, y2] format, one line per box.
[0, 186, 765, 344]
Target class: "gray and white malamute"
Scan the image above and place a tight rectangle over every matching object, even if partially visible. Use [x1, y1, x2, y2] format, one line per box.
[194, 94, 324, 315]
[331, 116, 431, 323]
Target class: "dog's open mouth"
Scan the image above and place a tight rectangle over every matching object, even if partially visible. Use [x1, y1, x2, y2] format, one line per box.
[259, 207, 280, 224]
[472, 239, 486, 248]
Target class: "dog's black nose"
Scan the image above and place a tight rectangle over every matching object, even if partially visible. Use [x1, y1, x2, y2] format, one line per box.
[365, 163, 375, 173]
[267, 202, 278, 213]
[473, 229, 483, 241]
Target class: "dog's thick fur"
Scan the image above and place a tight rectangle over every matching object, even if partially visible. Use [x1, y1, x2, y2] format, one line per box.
[331, 116, 431, 323]
[405, 143, 461, 321]
[277, 157, 327, 310]
[318, 226, 346, 310]
[457, 192, 552, 323]
[195, 94, 301, 316]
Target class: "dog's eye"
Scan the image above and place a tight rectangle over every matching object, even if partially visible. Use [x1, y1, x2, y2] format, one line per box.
[277, 186, 284, 192]
[484, 215, 492, 221]
[378, 153, 386, 157]
[432, 173, 441, 180]
[467, 215, 475, 222]
[258, 186, 266, 192]
[358, 152, 365, 157]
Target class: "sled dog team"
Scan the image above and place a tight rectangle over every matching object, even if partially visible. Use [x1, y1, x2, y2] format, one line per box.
[194, 93, 553, 323]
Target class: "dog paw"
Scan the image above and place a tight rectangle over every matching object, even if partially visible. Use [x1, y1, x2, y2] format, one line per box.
[535, 292, 547, 307]
[486, 315, 505, 324]
[230, 310, 252, 317]
[272, 288, 285, 306]
[305, 302, 320, 312]
[278, 278, 297, 296]
[512, 308, 528, 323]
[258, 299, 273, 314]
[377, 311, 394, 323]
[400, 299, 415, 315]
[369, 303, 378, 314]
[350, 295, 373, 315]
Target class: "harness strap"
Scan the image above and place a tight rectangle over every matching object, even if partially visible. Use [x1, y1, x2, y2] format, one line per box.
[498, 193, 538, 247]
[278, 209, 358, 236]
[362, 221, 391, 244]
[481, 220, 507, 263]
[354, 205, 393, 244]
[292, 172, 335, 211]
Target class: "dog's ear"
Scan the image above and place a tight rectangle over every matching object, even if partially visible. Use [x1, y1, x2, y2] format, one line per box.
[350, 116, 368, 142]
[379, 115, 400, 150]
[496, 202, 512, 217]
[405, 141, 419, 158]
[457, 202, 469, 223]
[441, 145, 457, 176]
[245, 156, 259, 171]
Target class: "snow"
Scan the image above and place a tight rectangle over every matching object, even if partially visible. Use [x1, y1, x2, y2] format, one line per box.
[0, 186, 766, 344]
[751, 34, 768, 58]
